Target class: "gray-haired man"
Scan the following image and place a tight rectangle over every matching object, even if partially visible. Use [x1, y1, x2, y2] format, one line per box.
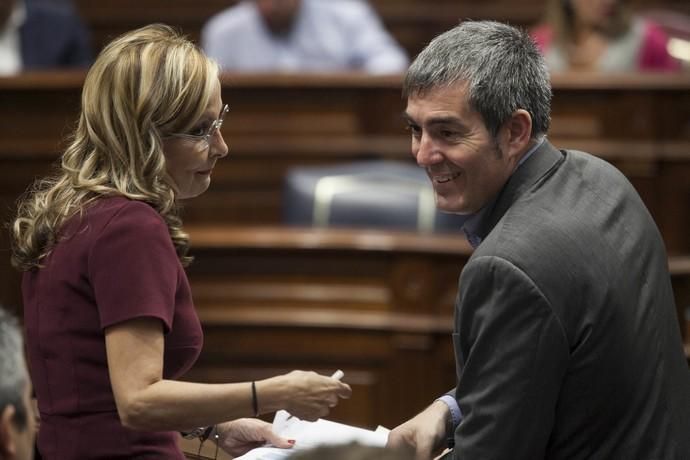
[0, 307, 34, 460]
[388, 20, 690, 460]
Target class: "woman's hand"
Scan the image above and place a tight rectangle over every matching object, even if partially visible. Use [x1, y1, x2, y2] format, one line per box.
[275, 370, 352, 421]
[215, 418, 293, 457]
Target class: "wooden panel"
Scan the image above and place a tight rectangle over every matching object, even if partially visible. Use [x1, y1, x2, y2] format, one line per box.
[180, 226, 468, 428]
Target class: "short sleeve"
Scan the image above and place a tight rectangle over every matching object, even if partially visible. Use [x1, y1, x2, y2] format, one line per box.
[88, 201, 179, 333]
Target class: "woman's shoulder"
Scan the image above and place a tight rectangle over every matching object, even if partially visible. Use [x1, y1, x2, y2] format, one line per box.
[88, 195, 155, 213]
[85, 196, 164, 229]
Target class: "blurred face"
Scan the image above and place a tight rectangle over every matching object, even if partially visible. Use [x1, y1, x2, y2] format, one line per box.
[0, 374, 35, 460]
[0, 0, 17, 28]
[570, 0, 622, 30]
[13, 379, 34, 460]
[162, 80, 229, 200]
[255, 0, 301, 35]
[404, 83, 517, 215]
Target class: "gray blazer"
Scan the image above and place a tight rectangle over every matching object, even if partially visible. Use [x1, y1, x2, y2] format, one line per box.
[449, 140, 690, 459]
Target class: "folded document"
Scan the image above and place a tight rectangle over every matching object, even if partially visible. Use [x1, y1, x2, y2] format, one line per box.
[235, 410, 390, 460]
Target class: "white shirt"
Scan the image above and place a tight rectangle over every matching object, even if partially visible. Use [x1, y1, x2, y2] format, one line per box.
[202, 0, 409, 74]
[0, 1, 26, 75]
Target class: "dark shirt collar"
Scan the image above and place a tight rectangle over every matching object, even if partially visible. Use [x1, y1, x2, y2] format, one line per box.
[460, 136, 546, 248]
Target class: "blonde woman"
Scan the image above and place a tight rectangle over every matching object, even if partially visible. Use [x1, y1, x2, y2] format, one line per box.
[11, 24, 350, 459]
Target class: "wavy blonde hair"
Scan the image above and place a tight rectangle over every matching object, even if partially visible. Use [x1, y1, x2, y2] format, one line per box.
[11, 24, 220, 271]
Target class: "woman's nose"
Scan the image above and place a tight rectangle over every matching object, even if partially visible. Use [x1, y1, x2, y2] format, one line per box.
[211, 129, 229, 158]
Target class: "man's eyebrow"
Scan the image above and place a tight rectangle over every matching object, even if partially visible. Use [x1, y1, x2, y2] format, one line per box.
[427, 116, 463, 127]
[401, 112, 464, 127]
[401, 112, 416, 124]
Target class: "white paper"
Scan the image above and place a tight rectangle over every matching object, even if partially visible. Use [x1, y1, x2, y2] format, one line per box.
[235, 410, 389, 460]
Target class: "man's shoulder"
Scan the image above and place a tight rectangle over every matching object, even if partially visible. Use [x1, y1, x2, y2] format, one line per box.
[203, 2, 258, 36]
[469, 150, 600, 261]
[563, 148, 633, 189]
[474, 146, 640, 267]
[306, 0, 376, 22]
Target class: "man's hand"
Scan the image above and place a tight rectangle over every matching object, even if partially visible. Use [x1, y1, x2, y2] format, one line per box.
[387, 400, 450, 460]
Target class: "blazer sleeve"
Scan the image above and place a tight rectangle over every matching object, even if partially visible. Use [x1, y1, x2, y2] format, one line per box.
[450, 255, 569, 459]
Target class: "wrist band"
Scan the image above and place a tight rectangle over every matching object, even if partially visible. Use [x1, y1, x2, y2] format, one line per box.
[181, 426, 208, 440]
[200, 425, 215, 443]
[251, 381, 259, 416]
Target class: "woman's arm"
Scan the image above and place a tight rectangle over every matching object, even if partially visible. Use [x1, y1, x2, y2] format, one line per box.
[105, 317, 351, 431]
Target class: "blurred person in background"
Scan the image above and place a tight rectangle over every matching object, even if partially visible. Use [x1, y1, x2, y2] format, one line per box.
[0, 0, 92, 75]
[202, 0, 409, 74]
[530, 0, 680, 72]
[0, 306, 35, 460]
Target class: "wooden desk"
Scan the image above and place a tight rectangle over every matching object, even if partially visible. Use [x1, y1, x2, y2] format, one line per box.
[182, 226, 471, 429]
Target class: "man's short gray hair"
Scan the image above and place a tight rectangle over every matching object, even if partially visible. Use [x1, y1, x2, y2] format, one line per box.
[403, 20, 552, 139]
[0, 307, 28, 429]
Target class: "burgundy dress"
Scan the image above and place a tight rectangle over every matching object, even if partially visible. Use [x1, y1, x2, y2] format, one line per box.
[23, 196, 203, 459]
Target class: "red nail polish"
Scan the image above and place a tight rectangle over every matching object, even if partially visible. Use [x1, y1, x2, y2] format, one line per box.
[288, 439, 296, 445]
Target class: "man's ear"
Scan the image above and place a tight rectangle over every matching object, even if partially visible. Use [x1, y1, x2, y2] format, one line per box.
[500, 109, 533, 162]
[0, 405, 17, 459]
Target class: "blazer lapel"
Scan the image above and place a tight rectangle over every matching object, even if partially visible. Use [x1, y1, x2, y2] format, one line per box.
[476, 140, 565, 241]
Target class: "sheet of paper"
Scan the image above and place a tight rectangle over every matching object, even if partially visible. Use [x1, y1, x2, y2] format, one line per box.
[235, 410, 389, 460]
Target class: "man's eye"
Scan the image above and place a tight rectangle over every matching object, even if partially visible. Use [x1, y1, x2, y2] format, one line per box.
[441, 130, 459, 140]
[405, 124, 421, 137]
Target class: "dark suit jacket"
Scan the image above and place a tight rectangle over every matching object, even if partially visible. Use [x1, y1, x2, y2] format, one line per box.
[450, 140, 690, 459]
[20, 1, 92, 70]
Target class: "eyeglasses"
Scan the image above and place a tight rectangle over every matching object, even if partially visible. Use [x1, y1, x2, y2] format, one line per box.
[166, 104, 229, 152]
